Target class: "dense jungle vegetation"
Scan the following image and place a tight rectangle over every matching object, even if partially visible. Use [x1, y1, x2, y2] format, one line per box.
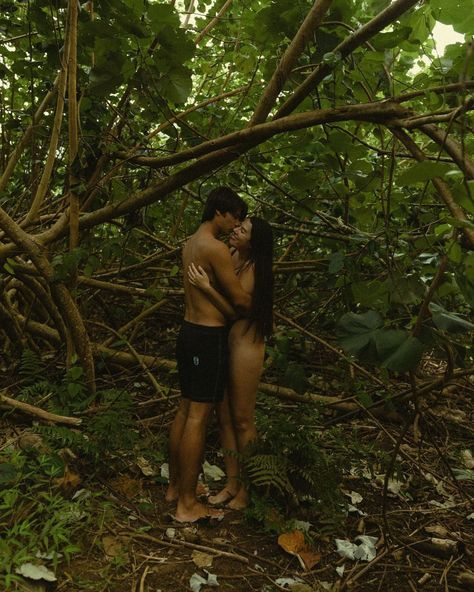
[0, 0, 473, 590]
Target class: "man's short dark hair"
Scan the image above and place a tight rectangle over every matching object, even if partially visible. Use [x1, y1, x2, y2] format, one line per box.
[201, 186, 248, 223]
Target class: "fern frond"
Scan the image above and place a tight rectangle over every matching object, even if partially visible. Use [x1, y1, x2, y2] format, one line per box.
[245, 454, 295, 497]
[19, 380, 54, 402]
[19, 349, 45, 384]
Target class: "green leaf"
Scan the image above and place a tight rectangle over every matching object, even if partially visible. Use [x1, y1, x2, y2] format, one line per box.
[328, 251, 344, 274]
[68, 382, 83, 397]
[430, 0, 474, 34]
[338, 310, 383, 333]
[429, 303, 474, 333]
[434, 223, 452, 237]
[322, 51, 342, 66]
[352, 280, 389, 312]
[147, 3, 179, 32]
[447, 240, 462, 264]
[284, 364, 307, 394]
[398, 161, 453, 185]
[157, 66, 192, 104]
[373, 329, 407, 359]
[3, 260, 15, 274]
[338, 311, 383, 354]
[357, 391, 373, 407]
[381, 335, 424, 373]
[69, 366, 83, 381]
[371, 26, 411, 50]
[0, 463, 18, 484]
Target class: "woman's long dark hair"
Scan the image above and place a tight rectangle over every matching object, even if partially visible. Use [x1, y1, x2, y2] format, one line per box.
[247, 216, 274, 339]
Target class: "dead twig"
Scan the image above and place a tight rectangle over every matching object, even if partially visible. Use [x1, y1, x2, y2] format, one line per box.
[0, 392, 82, 426]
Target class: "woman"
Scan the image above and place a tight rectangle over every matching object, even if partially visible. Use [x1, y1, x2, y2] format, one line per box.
[188, 216, 273, 509]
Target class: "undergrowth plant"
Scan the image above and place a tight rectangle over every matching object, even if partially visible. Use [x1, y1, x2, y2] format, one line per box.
[0, 449, 92, 589]
[18, 350, 139, 467]
[245, 398, 347, 534]
[0, 353, 143, 588]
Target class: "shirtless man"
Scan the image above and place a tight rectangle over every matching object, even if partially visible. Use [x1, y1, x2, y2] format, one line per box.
[166, 186, 251, 523]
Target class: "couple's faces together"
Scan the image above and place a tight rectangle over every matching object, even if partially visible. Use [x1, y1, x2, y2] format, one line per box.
[219, 210, 252, 250]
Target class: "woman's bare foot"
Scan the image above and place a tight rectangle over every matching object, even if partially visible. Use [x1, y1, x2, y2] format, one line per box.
[165, 484, 179, 503]
[174, 501, 224, 523]
[208, 485, 238, 506]
[227, 488, 248, 510]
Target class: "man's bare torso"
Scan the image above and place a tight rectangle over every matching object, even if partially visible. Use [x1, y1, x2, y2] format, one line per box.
[182, 227, 227, 326]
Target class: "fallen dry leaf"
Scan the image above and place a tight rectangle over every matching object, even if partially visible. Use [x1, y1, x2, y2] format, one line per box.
[53, 467, 81, 494]
[298, 550, 321, 570]
[425, 525, 449, 538]
[278, 530, 306, 555]
[102, 535, 129, 562]
[136, 456, 157, 477]
[109, 476, 142, 499]
[191, 550, 214, 568]
[278, 531, 321, 570]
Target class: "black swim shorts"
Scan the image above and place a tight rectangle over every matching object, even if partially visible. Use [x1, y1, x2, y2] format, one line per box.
[176, 321, 229, 403]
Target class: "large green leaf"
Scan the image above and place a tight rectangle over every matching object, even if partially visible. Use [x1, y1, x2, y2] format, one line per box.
[398, 161, 454, 185]
[157, 65, 193, 104]
[147, 3, 179, 32]
[381, 335, 424, 373]
[338, 311, 383, 354]
[373, 329, 407, 359]
[352, 280, 389, 312]
[371, 26, 412, 50]
[430, 0, 474, 34]
[429, 303, 474, 333]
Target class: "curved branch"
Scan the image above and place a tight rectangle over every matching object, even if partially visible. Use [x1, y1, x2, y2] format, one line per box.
[249, 0, 333, 125]
[393, 80, 474, 104]
[23, 37, 70, 224]
[0, 391, 82, 426]
[391, 128, 474, 247]
[0, 101, 412, 257]
[274, 0, 421, 118]
[0, 207, 96, 392]
[420, 123, 474, 179]
[117, 101, 411, 169]
[195, 0, 233, 45]
[0, 76, 60, 195]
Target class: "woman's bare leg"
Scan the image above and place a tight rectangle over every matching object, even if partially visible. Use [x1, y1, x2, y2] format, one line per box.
[208, 394, 240, 504]
[227, 336, 264, 509]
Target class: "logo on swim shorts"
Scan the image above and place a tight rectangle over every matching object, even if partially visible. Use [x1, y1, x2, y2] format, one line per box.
[193, 356, 199, 366]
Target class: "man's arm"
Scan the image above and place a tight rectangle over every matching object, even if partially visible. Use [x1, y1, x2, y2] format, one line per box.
[209, 243, 251, 315]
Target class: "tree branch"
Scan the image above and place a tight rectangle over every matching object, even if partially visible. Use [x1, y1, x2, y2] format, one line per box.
[249, 0, 333, 125]
[391, 128, 474, 247]
[274, 0, 420, 118]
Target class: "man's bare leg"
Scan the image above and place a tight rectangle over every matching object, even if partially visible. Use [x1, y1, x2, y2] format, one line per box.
[209, 395, 240, 505]
[165, 399, 189, 503]
[175, 401, 223, 522]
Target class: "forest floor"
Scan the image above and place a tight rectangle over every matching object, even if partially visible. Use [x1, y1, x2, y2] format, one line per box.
[2, 358, 474, 592]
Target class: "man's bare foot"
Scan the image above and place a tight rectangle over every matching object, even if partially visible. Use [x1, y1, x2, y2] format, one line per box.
[174, 502, 224, 523]
[227, 489, 248, 510]
[208, 486, 238, 506]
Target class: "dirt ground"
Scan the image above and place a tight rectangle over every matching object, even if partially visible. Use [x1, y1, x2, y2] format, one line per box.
[6, 371, 474, 592]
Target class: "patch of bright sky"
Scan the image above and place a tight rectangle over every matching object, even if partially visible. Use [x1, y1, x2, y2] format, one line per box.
[412, 22, 465, 73]
[433, 22, 465, 54]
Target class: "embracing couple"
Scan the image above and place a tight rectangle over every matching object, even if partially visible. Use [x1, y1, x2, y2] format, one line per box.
[166, 186, 274, 523]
